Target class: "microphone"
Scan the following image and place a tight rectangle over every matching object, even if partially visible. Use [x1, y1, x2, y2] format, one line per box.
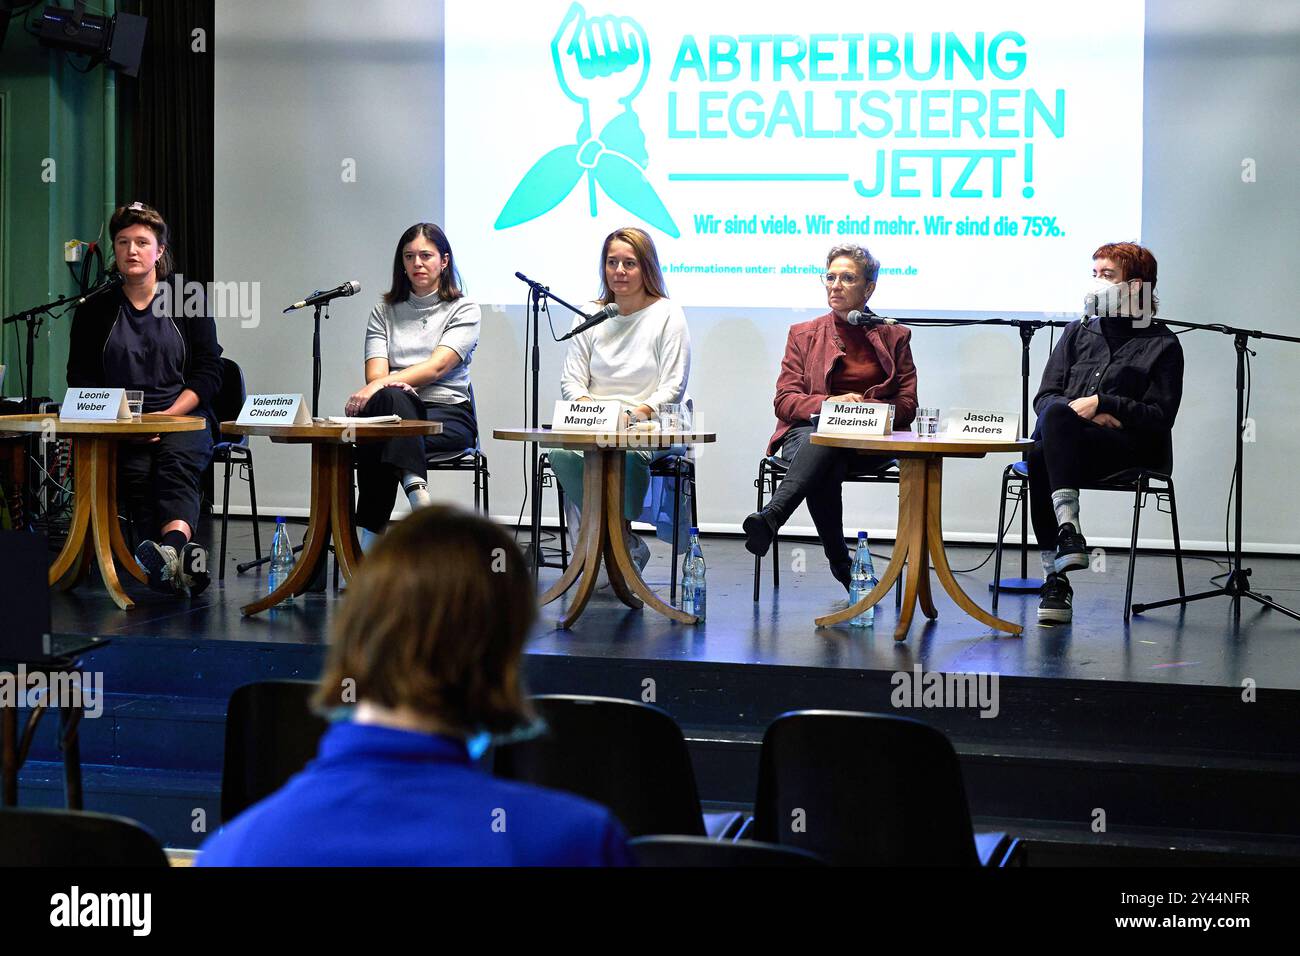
[846, 309, 898, 327]
[283, 280, 360, 313]
[558, 302, 620, 341]
[73, 271, 124, 307]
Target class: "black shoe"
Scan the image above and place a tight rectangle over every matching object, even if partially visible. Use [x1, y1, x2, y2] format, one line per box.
[830, 562, 852, 593]
[1038, 572, 1073, 624]
[1054, 523, 1088, 573]
[179, 542, 211, 598]
[134, 540, 180, 594]
[742, 511, 777, 556]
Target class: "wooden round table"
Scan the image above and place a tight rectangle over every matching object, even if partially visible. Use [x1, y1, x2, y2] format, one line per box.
[0, 413, 207, 610]
[810, 431, 1033, 639]
[221, 420, 442, 615]
[495, 428, 717, 627]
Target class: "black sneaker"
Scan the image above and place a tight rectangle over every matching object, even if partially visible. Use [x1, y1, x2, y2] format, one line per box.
[742, 511, 776, 557]
[1038, 572, 1073, 624]
[134, 540, 180, 594]
[830, 561, 852, 594]
[179, 542, 211, 598]
[1054, 523, 1089, 573]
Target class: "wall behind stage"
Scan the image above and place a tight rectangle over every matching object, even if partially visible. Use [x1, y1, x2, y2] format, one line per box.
[214, 0, 1300, 553]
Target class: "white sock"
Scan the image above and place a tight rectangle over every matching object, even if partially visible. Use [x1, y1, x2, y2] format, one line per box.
[359, 527, 381, 553]
[1041, 550, 1056, 578]
[401, 473, 431, 510]
[1051, 489, 1081, 534]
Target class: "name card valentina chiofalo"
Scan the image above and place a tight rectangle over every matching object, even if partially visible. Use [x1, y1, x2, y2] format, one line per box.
[816, 401, 894, 436]
[236, 394, 312, 426]
[941, 408, 1020, 441]
[552, 400, 622, 432]
[61, 388, 130, 421]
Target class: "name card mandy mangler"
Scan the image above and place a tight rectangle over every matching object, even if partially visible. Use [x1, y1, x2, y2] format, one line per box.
[553, 400, 621, 432]
[61, 388, 130, 421]
[236, 394, 311, 426]
[941, 408, 1020, 441]
[816, 401, 894, 436]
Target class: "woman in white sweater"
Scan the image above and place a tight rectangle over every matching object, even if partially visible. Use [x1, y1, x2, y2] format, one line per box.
[552, 226, 692, 571]
[345, 223, 480, 537]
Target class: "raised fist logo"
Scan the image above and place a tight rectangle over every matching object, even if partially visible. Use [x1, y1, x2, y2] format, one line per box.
[495, 2, 680, 237]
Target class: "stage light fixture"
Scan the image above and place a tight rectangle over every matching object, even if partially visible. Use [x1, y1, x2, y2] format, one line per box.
[35, 1, 147, 77]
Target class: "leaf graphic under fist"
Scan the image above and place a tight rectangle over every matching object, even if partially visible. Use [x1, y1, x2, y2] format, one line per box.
[494, 145, 585, 230]
[594, 153, 680, 238]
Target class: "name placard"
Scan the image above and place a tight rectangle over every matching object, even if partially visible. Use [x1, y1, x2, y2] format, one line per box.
[61, 388, 129, 421]
[816, 401, 894, 436]
[237, 393, 311, 426]
[941, 407, 1019, 441]
[553, 400, 621, 432]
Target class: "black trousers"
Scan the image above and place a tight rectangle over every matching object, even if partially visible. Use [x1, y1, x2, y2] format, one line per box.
[1026, 402, 1163, 549]
[118, 420, 213, 543]
[354, 386, 477, 532]
[767, 423, 892, 572]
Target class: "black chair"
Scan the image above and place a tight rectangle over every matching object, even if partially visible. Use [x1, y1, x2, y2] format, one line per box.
[750, 710, 1016, 866]
[753, 453, 903, 603]
[991, 452, 1186, 621]
[424, 383, 490, 512]
[630, 835, 826, 867]
[220, 680, 327, 824]
[537, 451, 699, 605]
[213, 357, 262, 581]
[493, 695, 742, 839]
[0, 807, 168, 866]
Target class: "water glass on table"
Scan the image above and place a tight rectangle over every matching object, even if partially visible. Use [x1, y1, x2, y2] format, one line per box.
[915, 407, 940, 436]
[126, 390, 144, 419]
[658, 403, 684, 433]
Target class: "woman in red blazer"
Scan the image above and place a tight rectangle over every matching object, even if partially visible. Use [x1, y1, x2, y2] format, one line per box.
[744, 244, 919, 591]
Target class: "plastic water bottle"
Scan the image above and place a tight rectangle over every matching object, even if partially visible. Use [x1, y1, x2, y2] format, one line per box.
[268, 517, 296, 605]
[680, 527, 707, 622]
[849, 531, 878, 627]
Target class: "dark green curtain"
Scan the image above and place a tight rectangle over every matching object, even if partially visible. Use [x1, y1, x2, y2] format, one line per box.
[117, 0, 214, 285]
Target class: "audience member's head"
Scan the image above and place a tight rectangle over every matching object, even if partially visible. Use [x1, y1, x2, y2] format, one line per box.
[313, 505, 536, 737]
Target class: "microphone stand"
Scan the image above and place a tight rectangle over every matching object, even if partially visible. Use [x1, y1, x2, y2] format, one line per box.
[886, 315, 1071, 589]
[1131, 317, 1300, 624]
[513, 273, 593, 582]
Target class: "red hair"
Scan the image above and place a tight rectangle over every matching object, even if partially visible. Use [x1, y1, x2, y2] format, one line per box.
[1093, 242, 1157, 287]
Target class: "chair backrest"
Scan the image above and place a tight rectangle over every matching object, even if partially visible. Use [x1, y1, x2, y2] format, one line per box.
[752, 710, 979, 866]
[220, 680, 328, 823]
[0, 808, 168, 866]
[630, 835, 826, 867]
[212, 357, 249, 444]
[493, 695, 706, 837]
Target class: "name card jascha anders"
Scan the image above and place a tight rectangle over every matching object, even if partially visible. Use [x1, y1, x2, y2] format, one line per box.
[815, 401, 894, 436]
[236, 394, 311, 426]
[61, 388, 130, 421]
[552, 400, 621, 432]
[941, 408, 1019, 441]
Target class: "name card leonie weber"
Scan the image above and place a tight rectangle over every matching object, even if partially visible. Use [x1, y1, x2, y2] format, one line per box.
[553, 400, 621, 432]
[236, 394, 311, 426]
[941, 408, 1020, 440]
[61, 388, 130, 421]
[816, 401, 894, 436]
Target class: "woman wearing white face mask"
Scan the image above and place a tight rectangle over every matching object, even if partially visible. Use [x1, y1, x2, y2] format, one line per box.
[1028, 242, 1184, 624]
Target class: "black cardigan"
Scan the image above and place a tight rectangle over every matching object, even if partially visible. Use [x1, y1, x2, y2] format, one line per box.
[1033, 317, 1184, 437]
[66, 286, 224, 418]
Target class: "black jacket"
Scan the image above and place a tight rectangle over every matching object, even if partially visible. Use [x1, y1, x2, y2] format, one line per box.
[66, 285, 224, 418]
[1033, 317, 1184, 437]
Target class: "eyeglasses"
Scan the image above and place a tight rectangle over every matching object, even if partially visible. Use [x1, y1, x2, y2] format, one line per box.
[822, 273, 860, 288]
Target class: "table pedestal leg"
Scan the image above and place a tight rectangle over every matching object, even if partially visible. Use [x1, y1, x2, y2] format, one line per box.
[89, 440, 134, 610]
[817, 458, 924, 632]
[925, 459, 1022, 636]
[242, 442, 334, 615]
[102, 442, 147, 585]
[601, 450, 697, 625]
[555, 451, 609, 628]
[48, 438, 94, 591]
[329, 445, 364, 584]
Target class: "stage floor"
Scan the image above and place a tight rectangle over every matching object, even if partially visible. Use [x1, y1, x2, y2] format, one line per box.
[50, 516, 1300, 690]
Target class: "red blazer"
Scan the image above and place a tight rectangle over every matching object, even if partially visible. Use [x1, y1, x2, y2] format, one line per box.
[768, 313, 919, 454]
